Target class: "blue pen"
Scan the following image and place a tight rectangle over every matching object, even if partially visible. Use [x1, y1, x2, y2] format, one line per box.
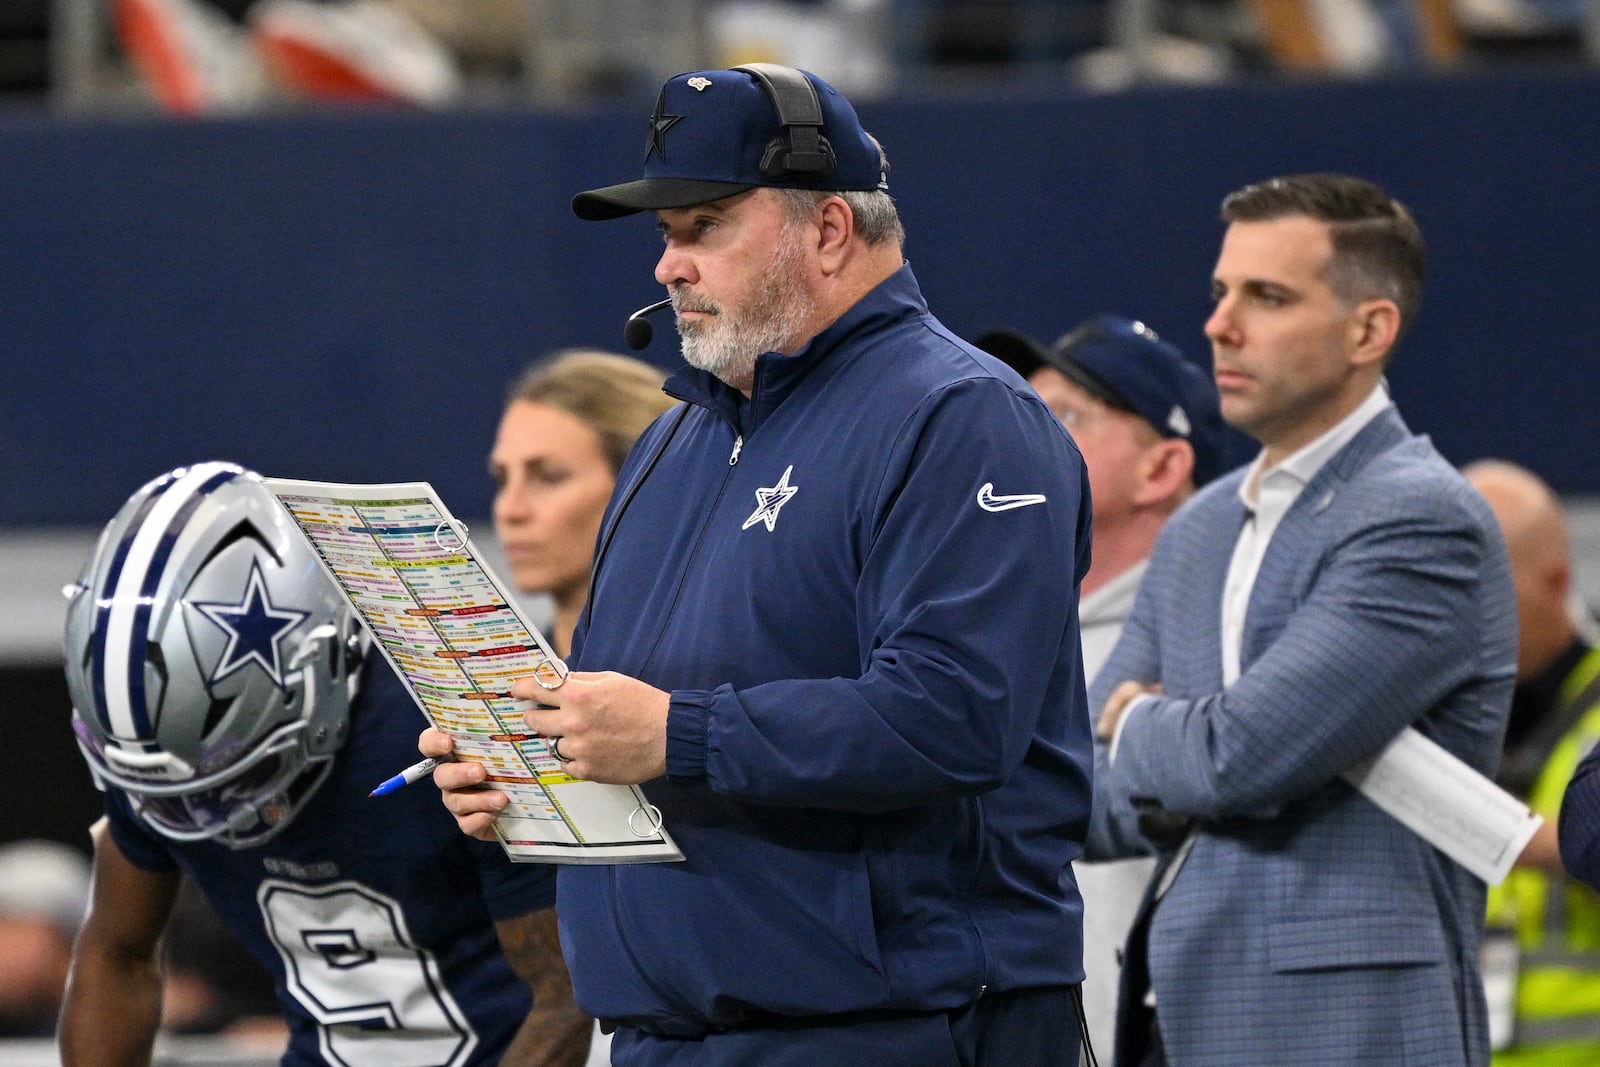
[369, 756, 443, 797]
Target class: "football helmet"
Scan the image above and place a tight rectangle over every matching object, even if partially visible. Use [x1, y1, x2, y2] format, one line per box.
[64, 462, 364, 848]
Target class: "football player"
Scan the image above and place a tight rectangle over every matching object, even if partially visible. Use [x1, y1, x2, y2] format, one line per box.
[58, 461, 590, 1067]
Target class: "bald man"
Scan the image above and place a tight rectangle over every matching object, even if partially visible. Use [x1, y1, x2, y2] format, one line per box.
[1466, 459, 1600, 1063]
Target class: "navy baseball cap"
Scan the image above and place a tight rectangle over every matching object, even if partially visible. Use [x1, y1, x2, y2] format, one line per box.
[572, 64, 889, 221]
[973, 328, 1054, 381]
[1051, 315, 1227, 486]
[978, 316, 1227, 487]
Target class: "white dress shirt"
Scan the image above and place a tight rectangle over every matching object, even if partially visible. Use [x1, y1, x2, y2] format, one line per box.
[1221, 384, 1393, 683]
[1111, 382, 1393, 755]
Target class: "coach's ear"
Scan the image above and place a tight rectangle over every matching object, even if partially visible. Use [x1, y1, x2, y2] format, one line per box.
[814, 194, 853, 276]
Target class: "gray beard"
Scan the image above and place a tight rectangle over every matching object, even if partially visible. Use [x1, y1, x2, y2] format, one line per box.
[676, 230, 814, 392]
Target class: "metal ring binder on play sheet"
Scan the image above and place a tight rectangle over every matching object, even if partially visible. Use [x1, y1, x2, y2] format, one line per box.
[265, 477, 679, 865]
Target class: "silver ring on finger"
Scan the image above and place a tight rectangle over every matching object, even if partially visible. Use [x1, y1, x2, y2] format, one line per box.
[533, 658, 567, 690]
[548, 735, 573, 762]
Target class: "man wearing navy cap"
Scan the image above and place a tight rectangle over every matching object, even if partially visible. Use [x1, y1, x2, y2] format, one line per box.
[977, 314, 1226, 1059]
[425, 65, 1096, 1066]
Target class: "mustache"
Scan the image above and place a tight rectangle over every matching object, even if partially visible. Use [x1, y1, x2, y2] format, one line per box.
[671, 291, 720, 317]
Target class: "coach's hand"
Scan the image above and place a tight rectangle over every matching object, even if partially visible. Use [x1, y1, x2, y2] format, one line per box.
[418, 727, 507, 841]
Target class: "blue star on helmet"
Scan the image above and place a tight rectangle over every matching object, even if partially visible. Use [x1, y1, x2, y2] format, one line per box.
[194, 559, 309, 689]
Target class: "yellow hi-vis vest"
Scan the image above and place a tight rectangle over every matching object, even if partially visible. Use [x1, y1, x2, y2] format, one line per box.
[1488, 646, 1600, 1066]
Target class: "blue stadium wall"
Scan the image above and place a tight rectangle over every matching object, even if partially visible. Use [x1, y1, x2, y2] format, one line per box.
[4, 67, 1597, 525]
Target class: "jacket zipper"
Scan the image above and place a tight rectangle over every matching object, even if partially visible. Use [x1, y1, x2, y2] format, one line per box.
[594, 403, 742, 1023]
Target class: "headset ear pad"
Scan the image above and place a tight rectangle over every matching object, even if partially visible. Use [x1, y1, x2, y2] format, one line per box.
[758, 127, 836, 182]
[736, 63, 839, 184]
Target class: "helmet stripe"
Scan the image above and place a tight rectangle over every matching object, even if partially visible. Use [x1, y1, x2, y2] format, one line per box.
[89, 471, 177, 737]
[97, 463, 242, 740]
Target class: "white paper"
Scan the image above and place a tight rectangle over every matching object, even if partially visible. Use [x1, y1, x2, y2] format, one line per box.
[265, 477, 682, 865]
[1341, 727, 1540, 885]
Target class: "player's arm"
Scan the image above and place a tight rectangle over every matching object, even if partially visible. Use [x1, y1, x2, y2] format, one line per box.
[59, 817, 181, 1067]
[492, 907, 592, 1067]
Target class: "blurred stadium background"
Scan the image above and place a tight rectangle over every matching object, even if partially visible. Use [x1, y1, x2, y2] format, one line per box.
[6, 0, 1600, 843]
[1, 8, 1598, 1059]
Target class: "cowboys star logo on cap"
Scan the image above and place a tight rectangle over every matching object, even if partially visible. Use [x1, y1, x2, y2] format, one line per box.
[644, 90, 683, 163]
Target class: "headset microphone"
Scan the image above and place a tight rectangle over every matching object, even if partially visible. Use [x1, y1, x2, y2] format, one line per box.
[623, 298, 674, 350]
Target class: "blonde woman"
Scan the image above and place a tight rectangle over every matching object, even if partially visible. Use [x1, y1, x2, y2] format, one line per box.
[489, 349, 675, 659]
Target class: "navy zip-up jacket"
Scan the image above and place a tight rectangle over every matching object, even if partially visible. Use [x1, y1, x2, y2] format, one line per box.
[559, 264, 1094, 1037]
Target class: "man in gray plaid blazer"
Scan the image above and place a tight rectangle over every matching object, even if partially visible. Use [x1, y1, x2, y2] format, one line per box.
[1088, 173, 1517, 1066]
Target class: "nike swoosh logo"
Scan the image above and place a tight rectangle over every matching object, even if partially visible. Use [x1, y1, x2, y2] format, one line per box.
[976, 483, 1047, 513]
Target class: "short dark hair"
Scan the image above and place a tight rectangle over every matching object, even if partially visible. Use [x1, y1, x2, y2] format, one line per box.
[1221, 173, 1425, 345]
